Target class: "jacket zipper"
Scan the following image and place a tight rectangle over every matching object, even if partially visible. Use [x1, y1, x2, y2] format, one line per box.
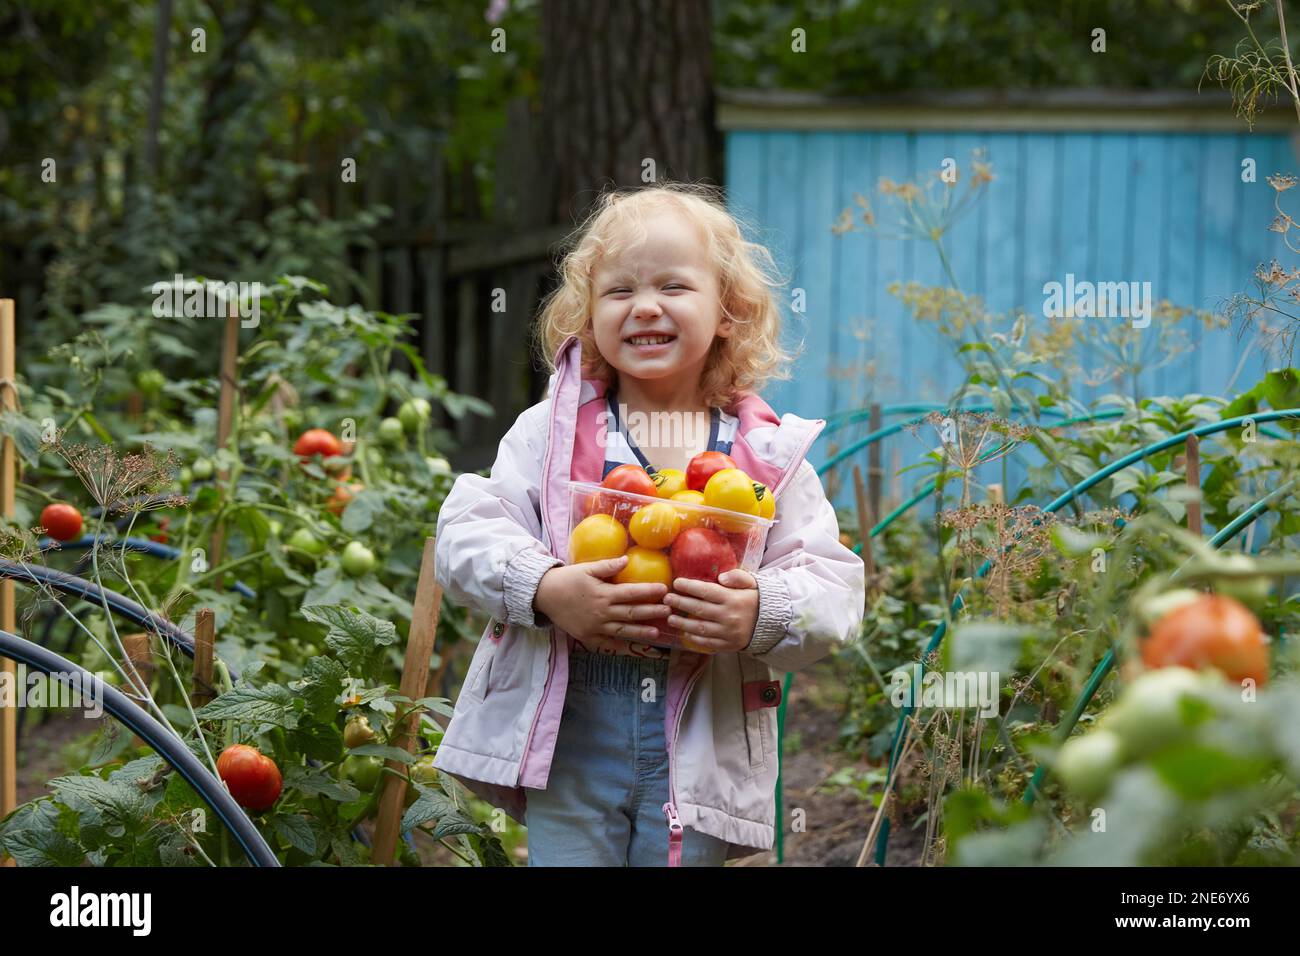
[519, 353, 566, 784]
[661, 418, 825, 863]
[663, 655, 709, 866]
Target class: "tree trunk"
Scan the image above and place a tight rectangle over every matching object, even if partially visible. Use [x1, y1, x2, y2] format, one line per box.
[540, 0, 721, 225]
[145, 0, 173, 180]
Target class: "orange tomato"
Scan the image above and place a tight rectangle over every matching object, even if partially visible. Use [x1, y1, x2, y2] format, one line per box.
[327, 481, 364, 516]
[628, 501, 683, 550]
[1142, 593, 1269, 687]
[569, 513, 628, 564]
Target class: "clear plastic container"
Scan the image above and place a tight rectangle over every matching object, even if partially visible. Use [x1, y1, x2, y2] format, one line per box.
[565, 479, 774, 651]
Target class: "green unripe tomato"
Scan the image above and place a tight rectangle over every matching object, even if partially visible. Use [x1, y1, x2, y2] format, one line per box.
[378, 417, 406, 446]
[411, 754, 439, 786]
[287, 527, 328, 557]
[191, 458, 214, 481]
[1211, 554, 1272, 605]
[1054, 729, 1123, 800]
[341, 540, 377, 577]
[178, 466, 193, 486]
[251, 430, 275, 447]
[135, 369, 166, 396]
[342, 755, 383, 793]
[267, 518, 283, 538]
[398, 398, 432, 434]
[425, 456, 451, 476]
[1098, 666, 1209, 760]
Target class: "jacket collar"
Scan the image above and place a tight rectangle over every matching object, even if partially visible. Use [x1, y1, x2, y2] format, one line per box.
[546, 335, 824, 476]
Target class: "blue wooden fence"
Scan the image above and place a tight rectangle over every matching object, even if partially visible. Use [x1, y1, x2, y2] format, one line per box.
[720, 92, 1297, 509]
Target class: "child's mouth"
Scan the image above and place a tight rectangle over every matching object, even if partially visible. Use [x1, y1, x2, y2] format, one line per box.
[625, 333, 677, 354]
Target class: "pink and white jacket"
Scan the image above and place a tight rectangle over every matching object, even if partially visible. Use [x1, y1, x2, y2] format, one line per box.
[431, 335, 865, 863]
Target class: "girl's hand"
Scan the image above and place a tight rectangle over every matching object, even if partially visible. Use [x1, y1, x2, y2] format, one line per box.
[534, 555, 672, 642]
[664, 569, 760, 654]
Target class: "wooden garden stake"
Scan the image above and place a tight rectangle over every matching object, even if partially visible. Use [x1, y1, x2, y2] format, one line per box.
[0, 299, 16, 835]
[852, 464, 877, 595]
[1185, 434, 1203, 537]
[208, 301, 240, 577]
[373, 537, 443, 866]
[868, 403, 883, 521]
[121, 632, 155, 699]
[191, 608, 216, 707]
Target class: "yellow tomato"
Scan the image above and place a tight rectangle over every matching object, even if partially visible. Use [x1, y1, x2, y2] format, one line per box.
[703, 468, 760, 532]
[652, 468, 688, 499]
[628, 501, 682, 549]
[753, 481, 776, 521]
[670, 489, 708, 529]
[569, 513, 628, 564]
[613, 546, 673, 587]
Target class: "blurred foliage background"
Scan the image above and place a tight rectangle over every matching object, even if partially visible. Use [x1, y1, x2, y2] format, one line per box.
[0, 0, 1246, 366]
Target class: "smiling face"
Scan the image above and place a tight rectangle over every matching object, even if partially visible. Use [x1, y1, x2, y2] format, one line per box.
[589, 208, 730, 405]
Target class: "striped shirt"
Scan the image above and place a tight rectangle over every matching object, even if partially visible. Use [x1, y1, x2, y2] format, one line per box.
[572, 388, 740, 659]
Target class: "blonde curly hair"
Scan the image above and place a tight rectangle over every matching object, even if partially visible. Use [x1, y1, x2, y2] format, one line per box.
[535, 181, 797, 410]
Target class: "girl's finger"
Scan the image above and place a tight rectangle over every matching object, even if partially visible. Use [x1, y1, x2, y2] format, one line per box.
[607, 582, 669, 602]
[601, 620, 663, 641]
[672, 577, 726, 602]
[664, 591, 718, 620]
[608, 602, 672, 620]
[585, 555, 630, 578]
[667, 614, 721, 639]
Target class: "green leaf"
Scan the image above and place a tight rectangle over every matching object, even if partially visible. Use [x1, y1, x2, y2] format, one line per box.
[1149, 743, 1277, 800]
[274, 814, 319, 856]
[340, 489, 385, 533]
[49, 774, 150, 828]
[1260, 368, 1300, 411]
[282, 765, 360, 802]
[0, 801, 84, 866]
[300, 604, 397, 671]
[292, 656, 348, 724]
[0, 411, 44, 466]
[193, 680, 299, 729]
[347, 744, 416, 763]
[401, 784, 459, 832]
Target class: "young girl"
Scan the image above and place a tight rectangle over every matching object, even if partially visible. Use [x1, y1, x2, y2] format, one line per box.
[432, 182, 865, 866]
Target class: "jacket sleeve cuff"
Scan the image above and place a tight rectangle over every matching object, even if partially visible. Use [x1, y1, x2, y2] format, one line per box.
[503, 546, 564, 630]
[745, 569, 793, 656]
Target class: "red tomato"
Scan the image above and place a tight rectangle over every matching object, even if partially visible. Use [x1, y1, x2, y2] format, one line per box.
[1142, 593, 1270, 687]
[685, 451, 738, 492]
[40, 503, 83, 542]
[601, 464, 659, 499]
[293, 429, 344, 460]
[216, 744, 283, 811]
[669, 527, 738, 584]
